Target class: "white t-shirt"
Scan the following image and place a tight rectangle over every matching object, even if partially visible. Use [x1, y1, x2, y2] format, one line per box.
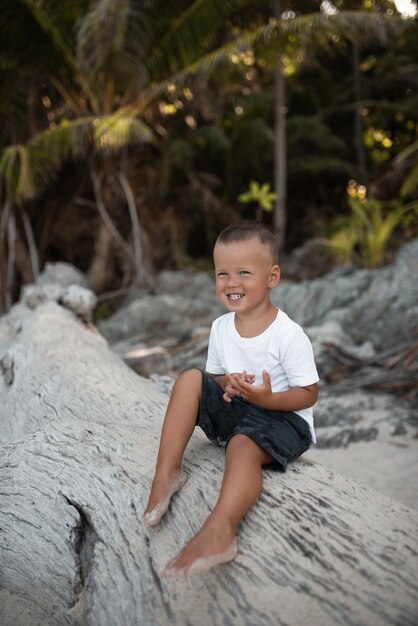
[205, 308, 319, 443]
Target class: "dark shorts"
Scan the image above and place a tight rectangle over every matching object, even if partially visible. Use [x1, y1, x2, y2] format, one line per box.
[196, 370, 312, 472]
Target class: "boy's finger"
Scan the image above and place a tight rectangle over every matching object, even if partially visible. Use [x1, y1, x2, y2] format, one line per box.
[262, 370, 271, 384]
[233, 378, 250, 393]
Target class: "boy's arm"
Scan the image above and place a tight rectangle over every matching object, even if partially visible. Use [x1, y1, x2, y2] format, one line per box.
[226, 370, 318, 411]
[210, 374, 228, 391]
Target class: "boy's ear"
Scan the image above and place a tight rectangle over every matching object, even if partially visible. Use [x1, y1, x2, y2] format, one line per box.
[269, 264, 281, 287]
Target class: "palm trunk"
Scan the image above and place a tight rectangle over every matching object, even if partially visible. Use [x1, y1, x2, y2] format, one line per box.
[273, 0, 287, 257]
[20, 206, 40, 279]
[118, 173, 145, 287]
[86, 220, 114, 293]
[6, 209, 16, 310]
[352, 41, 369, 187]
[90, 171, 134, 262]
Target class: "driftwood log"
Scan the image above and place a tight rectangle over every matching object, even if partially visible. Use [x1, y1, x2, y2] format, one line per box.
[1, 301, 418, 626]
[322, 340, 418, 395]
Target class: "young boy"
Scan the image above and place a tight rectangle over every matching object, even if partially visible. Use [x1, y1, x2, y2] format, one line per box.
[144, 221, 319, 577]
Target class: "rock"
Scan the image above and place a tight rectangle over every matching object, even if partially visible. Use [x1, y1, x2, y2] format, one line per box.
[1, 296, 418, 626]
[280, 238, 334, 281]
[98, 293, 223, 344]
[34, 261, 91, 288]
[120, 344, 172, 377]
[157, 269, 216, 298]
[272, 239, 418, 351]
[22, 283, 97, 321]
[313, 388, 417, 442]
[149, 373, 176, 396]
[100, 240, 418, 362]
[18, 262, 97, 322]
[304, 321, 355, 374]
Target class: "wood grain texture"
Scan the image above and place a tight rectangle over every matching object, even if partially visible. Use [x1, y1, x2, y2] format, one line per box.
[1, 302, 418, 626]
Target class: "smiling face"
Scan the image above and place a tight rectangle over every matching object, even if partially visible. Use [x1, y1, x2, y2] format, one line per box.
[213, 237, 280, 319]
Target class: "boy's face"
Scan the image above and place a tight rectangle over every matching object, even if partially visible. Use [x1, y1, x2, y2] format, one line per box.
[213, 237, 280, 317]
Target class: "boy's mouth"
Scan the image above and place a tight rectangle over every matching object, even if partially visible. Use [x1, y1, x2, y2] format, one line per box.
[227, 293, 245, 301]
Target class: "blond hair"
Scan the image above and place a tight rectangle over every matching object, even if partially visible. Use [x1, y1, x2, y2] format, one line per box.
[216, 221, 279, 263]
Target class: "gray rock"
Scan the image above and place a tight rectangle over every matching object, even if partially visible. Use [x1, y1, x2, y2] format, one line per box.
[100, 240, 418, 360]
[34, 261, 90, 288]
[272, 239, 418, 350]
[21, 283, 97, 321]
[98, 293, 223, 344]
[314, 388, 417, 446]
[14, 262, 97, 323]
[121, 344, 172, 377]
[157, 269, 215, 297]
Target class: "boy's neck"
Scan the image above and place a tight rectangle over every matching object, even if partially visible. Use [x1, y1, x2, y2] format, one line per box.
[234, 303, 278, 338]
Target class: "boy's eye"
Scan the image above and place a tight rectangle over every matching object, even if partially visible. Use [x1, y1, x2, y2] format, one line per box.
[239, 270, 250, 275]
[217, 272, 227, 277]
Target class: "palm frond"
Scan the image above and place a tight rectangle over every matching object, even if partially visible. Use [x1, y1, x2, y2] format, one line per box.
[0, 144, 55, 202]
[0, 110, 154, 202]
[135, 10, 405, 113]
[75, 0, 151, 81]
[76, 0, 129, 70]
[148, 0, 251, 79]
[400, 162, 418, 197]
[395, 141, 418, 164]
[34, 110, 154, 158]
[23, 0, 100, 112]
[275, 11, 406, 46]
[133, 36, 253, 114]
[92, 111, 154, 154]
[22, 0, 76, 69]
[393, 142, 418, 197]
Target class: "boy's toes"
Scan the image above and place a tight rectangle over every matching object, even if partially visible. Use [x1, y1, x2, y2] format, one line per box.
[143, 471, 188, 527]
[144, 502, 167, 527]
[187, 540, 238, 576]
[160, 540, 238, 577]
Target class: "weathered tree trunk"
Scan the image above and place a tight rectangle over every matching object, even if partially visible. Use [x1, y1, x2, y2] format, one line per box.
[0, 294, 417, 626]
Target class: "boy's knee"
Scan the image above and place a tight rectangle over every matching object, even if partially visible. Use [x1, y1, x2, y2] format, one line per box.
[228, 434, 255, 452]
[177, 368, 202, 386]
[227, 434, 268, 462]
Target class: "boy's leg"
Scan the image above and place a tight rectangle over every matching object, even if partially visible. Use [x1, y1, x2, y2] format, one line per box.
[162, 433, 273, 576]
[144, 368, 202, 526]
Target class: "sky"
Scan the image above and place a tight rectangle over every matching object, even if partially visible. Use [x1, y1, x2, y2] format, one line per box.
[394, 0, 417, 17]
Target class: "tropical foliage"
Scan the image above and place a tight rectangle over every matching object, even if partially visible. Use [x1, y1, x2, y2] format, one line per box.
[0, 0, 417, 311]
[325, 187, 415, 267]
[238, 181, 277, 222]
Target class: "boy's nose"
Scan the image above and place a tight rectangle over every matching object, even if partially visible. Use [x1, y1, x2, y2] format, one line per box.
[227, 274, 239, 287]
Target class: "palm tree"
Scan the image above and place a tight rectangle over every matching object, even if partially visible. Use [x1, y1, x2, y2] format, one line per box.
[0, 0, 261, 305]
[266, 2, 407, 253]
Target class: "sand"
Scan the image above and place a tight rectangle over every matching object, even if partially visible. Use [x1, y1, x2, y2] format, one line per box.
[305, 435, 418, 511]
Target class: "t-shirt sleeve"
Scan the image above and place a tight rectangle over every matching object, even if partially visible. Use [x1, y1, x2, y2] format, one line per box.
[205, 321, 225, 374]
[281, 327, 319, 388]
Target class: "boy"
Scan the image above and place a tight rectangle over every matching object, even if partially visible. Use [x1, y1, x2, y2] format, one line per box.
[144, 221, 319, 577]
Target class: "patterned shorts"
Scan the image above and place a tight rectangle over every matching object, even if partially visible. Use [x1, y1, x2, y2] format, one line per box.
[197, 370, 312, 472]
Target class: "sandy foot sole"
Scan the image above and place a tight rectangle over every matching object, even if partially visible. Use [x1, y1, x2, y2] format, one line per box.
[143, 472, 187, 527]
[160, 540, 238, 577]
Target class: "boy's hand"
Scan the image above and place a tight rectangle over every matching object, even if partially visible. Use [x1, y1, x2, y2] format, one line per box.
[223, 370, 255, 403]
[225, 370, 272, 405]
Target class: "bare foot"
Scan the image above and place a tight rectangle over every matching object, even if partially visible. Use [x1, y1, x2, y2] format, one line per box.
[160, 520, 237, 577]
[143, 470, 187, 527]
